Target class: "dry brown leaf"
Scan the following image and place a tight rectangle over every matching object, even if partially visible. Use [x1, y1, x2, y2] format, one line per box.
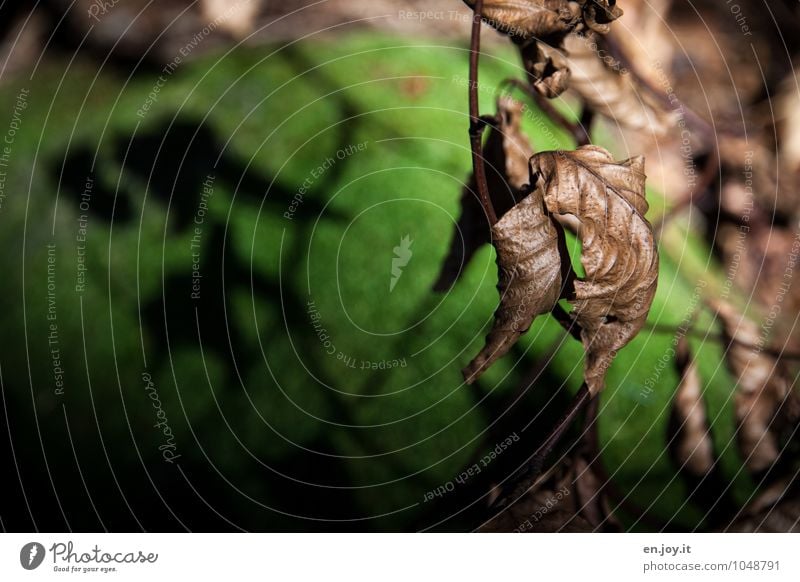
[462, 187, 562, 383]
[519, 41, 572, 98]
[462, 0, 621, 41]
[435, 97, 534, 291]
[558, 33, 674, 134]
[604, 0, 674, 88]
[711, 300, 800, 474]
[462, 0, 581, 43]
[531, 145, 658, 395]
[579, 0, 623, 35]
[463, 1, 622, 99]
[463, 145, 657, 391]
[669, 335, 715, 476]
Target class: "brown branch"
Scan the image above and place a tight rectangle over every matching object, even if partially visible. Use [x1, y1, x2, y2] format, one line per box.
[579, 395, 669, 530]
[551, 304, 582, 341]
[468, 0, 498, 225]
[492, 384, 592, 509]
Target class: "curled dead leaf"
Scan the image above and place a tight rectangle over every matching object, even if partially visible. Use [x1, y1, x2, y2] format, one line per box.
[560, 33, 674, 134]
[462, 0, 621, 42]
[462, 0, 581, 43]
[463, 187, 562, 383]
[711, 300, 800, 474]
[579, 0, 622, 34]
[519, 41, 572, 98]
[463, 1, 623, 99]
[668, 335, 715, 477]
[435, 97, 534, 291]
[531, 145, 658, 395]
[464, 145, 657, 391]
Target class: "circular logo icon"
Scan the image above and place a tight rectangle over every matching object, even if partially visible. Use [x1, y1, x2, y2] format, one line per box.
[20, 542, 46, 570]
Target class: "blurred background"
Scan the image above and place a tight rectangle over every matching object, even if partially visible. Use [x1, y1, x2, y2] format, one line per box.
[0, 0, 798, 532]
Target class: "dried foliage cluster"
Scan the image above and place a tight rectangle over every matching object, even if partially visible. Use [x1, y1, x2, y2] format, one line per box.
[434, 0, 800, 531]
[440, 0, 659, 397]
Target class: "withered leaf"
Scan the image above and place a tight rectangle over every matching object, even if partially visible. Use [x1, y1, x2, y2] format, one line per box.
[463, 1, 623, 99]
[519, 41, 572, 98]
[435, 97, 534, 291]
[579, 0, 623, 34]
[668, 335, 715, 477]
[559, 33, 674, 134]
[462, 0, 622, 42]
[711, 300, 800, 474]
[462, 0, 581, 43]
[531, 145, 658, 395]
[462, 187, 562, 383]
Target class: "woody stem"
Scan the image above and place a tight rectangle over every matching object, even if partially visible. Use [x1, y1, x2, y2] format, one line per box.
[492, 384, 592, 509]
[468, 0, 498, 225]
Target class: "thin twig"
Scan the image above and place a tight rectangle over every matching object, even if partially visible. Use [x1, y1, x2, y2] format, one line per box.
[492, 384, 592, 509]
[502, 78, 590, 145]
[580, 397, 669, 529]
[551, 304, 582, 341]
[468, 0, 497, 225]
